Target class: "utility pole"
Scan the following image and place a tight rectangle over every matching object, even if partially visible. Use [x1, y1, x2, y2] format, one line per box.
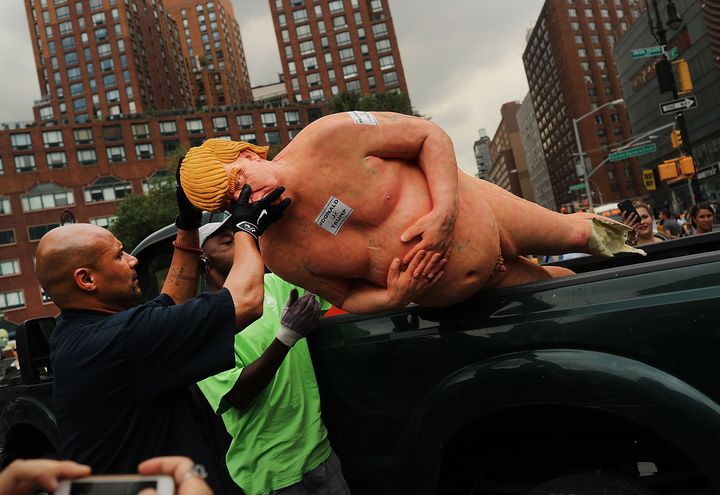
[649, 0, 702, 203]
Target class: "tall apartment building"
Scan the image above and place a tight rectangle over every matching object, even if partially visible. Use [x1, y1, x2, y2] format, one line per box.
[25, 0, 194, 125]
[489, 101, 535, 201]
[615, 0, 720, 210]
[523, 0, 642, 209]
[517, 93, 557, 211]
[165, 0, 254, 108]
[473, 129, 492, 180]
[270, 0, 408, 104]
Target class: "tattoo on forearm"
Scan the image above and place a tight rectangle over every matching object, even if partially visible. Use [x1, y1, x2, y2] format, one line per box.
[172, 267, 196, 286]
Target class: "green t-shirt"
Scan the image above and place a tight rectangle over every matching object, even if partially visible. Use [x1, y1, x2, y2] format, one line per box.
[198, 274, 332, 495]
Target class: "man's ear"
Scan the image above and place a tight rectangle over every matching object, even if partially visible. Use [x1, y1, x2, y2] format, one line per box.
[73, 267, 97, 292]
[239, 149, 261, 161]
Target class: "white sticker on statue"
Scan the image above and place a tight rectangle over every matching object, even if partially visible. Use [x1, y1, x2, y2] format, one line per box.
[347, 111, 379, 126]
[315, 196, 353, 236]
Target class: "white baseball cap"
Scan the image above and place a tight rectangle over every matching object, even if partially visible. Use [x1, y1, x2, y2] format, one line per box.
[198, 221, 231, 248]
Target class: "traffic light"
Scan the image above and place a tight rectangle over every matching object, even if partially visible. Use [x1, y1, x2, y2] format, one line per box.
[678, 156, 695, 176]
[673, 59, 693, 95]
[655, 59, 674, 94]
[658, 159, 679, 181]
[670, 129, 683, 148]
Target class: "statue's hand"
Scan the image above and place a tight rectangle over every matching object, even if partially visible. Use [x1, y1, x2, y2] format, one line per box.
[385, 250, 446, 308]
[400, 209, 456, 266]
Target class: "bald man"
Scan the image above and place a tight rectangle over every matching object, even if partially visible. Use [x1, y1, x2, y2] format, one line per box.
[180, 111, 642, 313]
[36, 184, 287, 495]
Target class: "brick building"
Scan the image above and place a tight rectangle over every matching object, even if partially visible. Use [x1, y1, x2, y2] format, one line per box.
[165, 0, 254, 107]
[523, 0, 642, 209]
[488, 101, 534, 201]
[25, 0, 194, 124]
[270, 0, 408, 103]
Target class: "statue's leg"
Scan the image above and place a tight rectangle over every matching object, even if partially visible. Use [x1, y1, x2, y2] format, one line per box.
[474, 180, 642, 257]
[484, 256, 575, 289]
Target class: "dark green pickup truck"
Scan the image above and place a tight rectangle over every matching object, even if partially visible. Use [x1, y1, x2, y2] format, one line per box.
[3, 224, 720, 494]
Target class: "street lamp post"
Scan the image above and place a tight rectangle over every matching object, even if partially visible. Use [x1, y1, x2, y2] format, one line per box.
[572, 98, 624, 212]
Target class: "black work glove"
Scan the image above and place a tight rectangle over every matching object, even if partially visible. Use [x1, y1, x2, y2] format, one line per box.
[230, 185, 291, 239]
[174, 155, 202, 231]
[276, 289, 322, 347]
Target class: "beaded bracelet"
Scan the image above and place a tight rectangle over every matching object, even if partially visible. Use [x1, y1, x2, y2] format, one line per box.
[172, 240, 204, 255]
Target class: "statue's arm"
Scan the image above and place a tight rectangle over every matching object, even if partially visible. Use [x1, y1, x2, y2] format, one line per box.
[354, 112, 459, 264]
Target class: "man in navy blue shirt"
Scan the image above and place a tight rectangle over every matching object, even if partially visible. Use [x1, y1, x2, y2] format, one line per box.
[36, 182, 289, 495]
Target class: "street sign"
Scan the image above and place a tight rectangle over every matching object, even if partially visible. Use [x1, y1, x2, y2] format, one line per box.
[631, 46, 664, 59]
[642, 169, 656, 191]
[666, 46, 679, 61]
[608, 143, 657, 162]
[569, 183, 586, 192]
[697, 163, 719, 180]
[659, 96, 698, 114]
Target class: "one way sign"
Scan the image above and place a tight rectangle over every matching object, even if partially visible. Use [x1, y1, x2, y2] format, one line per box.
[659, 96, 698, 115]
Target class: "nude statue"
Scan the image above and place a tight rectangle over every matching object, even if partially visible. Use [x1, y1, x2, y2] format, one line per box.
[180, 111, 641, 313]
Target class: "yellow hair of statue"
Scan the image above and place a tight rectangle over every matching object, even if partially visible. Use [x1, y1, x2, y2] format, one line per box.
[179, 139, 269, 212]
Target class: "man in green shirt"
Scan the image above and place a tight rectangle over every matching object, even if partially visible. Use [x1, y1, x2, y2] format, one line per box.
[196, 221, 349, 495]
[197, 220, 444, 495]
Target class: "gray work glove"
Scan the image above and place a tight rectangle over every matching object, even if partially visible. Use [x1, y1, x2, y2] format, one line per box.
[276, 289, 322, 347]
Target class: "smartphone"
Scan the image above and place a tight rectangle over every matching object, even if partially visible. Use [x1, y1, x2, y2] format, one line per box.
[617, 199, 639, 219]
[55, 475, 174, 495]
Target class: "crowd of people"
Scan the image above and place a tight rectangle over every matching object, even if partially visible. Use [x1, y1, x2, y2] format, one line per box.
[622, 201, 718, 246]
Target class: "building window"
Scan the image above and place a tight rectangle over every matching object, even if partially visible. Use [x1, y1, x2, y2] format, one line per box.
[299, 40, 314, 55]
[84, 176, 132, 203]
[333, 15, 347, 28]
[306, 73, 321, 86]
[309, 88, 324, 103]
[292, 8, 308, 22]
[284, 111, 300, 126]
[261, 113, 278, 128]
[20, 182, 75, 212]
[90, 215, 117, 229]
[72, 127, 93, 145]
[135, 143, 154, 159]
[237, 114, 253, 129]
[104, 125, 122, 141]
[0, 259, 20, 277]
[162, 140, 179, 155]
[28, 223, 60, 242]
[40, 287, 53, 303]
[342, 63, 358, 79]
[186, 119, 204, 134]
[264, 131, 281, 145]
[158, 121, 177, 136]
[240, 133, 257, 144]
[212, 116, 228, 132]
[0, 196, 10, 215]
[382, 71, 399, 86]
[0, 230, 16, 246]
[11, 133, 33, 150]
[379, 55, 394, 70]
[371, 22, 387, 37]
[335, 31, 351, 46]
[328, 0, 343, 13]
[131, 122, 150, 139]
[14, 155, 37, 173]
[46, 151, 68, 169]
[339, 48, 354, 62]
[77, 149, 98, 165]
[107, 145, 126, 162]
[375, 39, 391, 52]
[0, 290, 24, 310]
[303, 56, 318, 71]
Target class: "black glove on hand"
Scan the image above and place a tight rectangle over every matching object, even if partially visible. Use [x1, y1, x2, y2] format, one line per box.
[276, 289, 322, 347]
[230, 185, 291, 239]
[174, 156, 202, 231]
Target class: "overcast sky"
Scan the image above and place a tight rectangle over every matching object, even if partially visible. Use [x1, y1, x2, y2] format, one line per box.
[0, 0, 544, 176]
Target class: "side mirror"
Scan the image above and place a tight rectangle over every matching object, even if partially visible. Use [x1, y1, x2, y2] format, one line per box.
[16, 317, 56, 385]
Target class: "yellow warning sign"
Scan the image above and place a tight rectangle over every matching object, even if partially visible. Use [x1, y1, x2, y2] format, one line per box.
[643, 169, 657, 191]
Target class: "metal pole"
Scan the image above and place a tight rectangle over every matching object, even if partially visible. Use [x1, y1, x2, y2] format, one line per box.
[573, 117, 593, 212]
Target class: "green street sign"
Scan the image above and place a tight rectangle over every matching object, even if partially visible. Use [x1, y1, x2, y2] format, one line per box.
[666, 46, 679, 61]
[608, 143, 657, 162]
[631, 46, 664, 59]
[569, 183, 586, 192]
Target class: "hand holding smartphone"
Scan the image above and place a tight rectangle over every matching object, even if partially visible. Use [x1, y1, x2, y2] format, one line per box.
[617, 199, 639, 222]
[55, 475, 174, 495]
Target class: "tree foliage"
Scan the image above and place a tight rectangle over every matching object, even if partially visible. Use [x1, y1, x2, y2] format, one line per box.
[327, 90, 420, 116]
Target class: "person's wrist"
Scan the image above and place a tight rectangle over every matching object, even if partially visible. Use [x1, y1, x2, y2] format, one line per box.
[175, 213, 201, 231]
[276, 325, 302, 347]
